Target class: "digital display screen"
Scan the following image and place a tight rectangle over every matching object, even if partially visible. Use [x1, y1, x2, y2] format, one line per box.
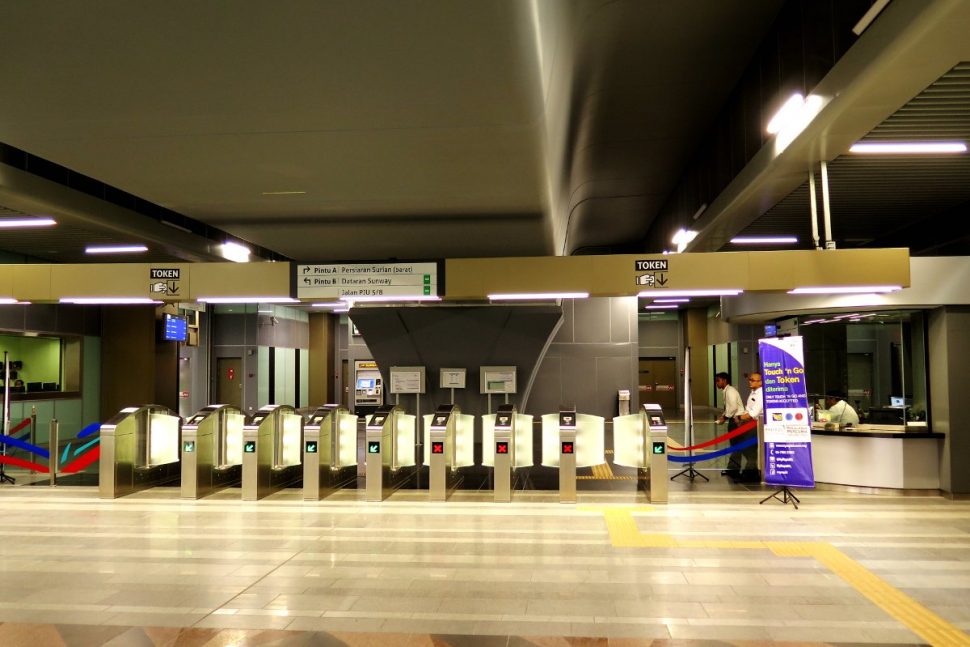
[368, 441, 380, 454]
[764, 323, 778, 337]
[162, 314, 188, 342]
[431, 442, 444, 454]
[356, 378, 375, 389]
[305, 441, 318, 454]
[369, 415, 386, 427]
[561, 441, 574, 454]
[496, 441, 509, 454]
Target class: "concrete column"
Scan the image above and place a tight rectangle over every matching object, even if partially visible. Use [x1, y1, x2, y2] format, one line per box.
[928, 306, 970, 495]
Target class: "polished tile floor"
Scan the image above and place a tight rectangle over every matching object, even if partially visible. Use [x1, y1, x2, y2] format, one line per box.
[0, 478, 967, 646]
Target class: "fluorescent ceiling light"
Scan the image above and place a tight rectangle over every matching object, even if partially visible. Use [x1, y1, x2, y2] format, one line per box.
[651, 298, 690, 303]
[198, 297, 299, 304]
[849, 141, 967, 154]
[60, 297, 161, 305]
[788, 286, 901, 294]
[261, 190, 306, 196]
[310, 302, 345, 308]
[342, 295, 442, 303]
[0, 298, 20, 305]
[638, 289, 743, 297]
[220, 241, 251, 263]
[730, 236, 798, 245]
[488, 292, 589, 301]
[0, 217, 56, 228]
[645, 305, 678, 309]
[332, 308, 350, 313]
[85, 244, 148, 254]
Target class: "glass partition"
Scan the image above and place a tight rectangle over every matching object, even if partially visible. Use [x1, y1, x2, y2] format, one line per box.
[0, 333, 80, 395]
[798, 310, 928, 425]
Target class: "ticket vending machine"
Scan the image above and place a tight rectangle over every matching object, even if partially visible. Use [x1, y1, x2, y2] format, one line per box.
[541, 408, 606, 504]
[303, 404, 359, 501]
[181, 404, 245, 499]
[481, 404, 534, 502]
[100, 405, 182, 499]
[242, 404, 303, 501]
[613, 403, 669, 503]
[353, 360, 383, 416]
[422, 404, 474, 501]
[364, 404, 417, 501]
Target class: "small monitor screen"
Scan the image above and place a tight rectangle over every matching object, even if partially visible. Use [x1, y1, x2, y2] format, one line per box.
[764, 323, 778, 337]
[890, 396, 904, 407]
[356, 378, 375, 389]
[162, 314, 188, 342]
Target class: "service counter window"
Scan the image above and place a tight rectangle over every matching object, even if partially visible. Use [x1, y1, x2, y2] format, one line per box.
[0, 333, 81, 398]
[799, 311, 928, 425]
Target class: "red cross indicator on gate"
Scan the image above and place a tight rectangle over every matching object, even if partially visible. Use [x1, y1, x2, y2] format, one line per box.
[561, 442, 574, 454]
[496, 441, 509, 454]
[431, 442, 444, 454]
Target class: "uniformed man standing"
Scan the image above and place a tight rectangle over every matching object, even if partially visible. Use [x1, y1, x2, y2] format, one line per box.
[734, 371, 763, 483]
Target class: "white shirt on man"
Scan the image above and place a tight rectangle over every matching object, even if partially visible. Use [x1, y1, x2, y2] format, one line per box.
[722, 384, 744, 418]
[827, 399, 859, 425]
[745, 387, 763, 421]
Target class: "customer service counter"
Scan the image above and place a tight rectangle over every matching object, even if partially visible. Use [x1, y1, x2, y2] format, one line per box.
[811, 427, 944, 490]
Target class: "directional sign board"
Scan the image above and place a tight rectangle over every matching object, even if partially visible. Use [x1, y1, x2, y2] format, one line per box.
[294, 262, 439, 300]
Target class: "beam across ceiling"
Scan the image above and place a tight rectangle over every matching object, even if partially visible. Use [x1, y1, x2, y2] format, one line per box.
[0, 249, 910, 303]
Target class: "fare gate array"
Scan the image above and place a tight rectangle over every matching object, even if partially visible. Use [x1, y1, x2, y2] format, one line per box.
[97, 402, 670, 503]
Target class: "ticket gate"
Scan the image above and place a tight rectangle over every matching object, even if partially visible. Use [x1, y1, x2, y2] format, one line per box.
[481, 404, 534, 502]
[100, 404, 181, 499]
[303, 404, 359, 500]
[180, 404, 246, 499]
[364, 404, 417, 501]
[422, 404, 474, 501]
[541, 407, 605, 503]
[242, 404, 303, 501]
[613, 403, 669, 503]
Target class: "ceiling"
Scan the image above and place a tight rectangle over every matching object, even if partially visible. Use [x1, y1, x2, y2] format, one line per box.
[0, 0, 966, 270]
[0, 0, 780, 263]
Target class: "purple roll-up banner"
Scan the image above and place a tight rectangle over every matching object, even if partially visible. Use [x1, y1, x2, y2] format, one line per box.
[759, 336, 815, 488]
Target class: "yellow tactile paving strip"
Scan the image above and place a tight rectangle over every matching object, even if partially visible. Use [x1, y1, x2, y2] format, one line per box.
[582, 505, 970, 647]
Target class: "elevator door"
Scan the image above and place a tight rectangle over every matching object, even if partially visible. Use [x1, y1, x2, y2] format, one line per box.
[217, 357, 243, 410]
[639, 358, 677, 412]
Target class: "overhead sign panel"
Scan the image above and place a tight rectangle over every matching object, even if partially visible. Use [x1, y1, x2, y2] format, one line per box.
[294, 262, 439, 300]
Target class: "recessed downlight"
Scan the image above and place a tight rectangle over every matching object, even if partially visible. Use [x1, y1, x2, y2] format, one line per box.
[60, 297, 161, 305]
[198, 297, 299, 304]
[638, 289, 743, 297]
[788, 286, 901, 294]
[488, 292, 589, 301]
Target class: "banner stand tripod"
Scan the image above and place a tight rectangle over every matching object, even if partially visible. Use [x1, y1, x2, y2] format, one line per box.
[760, 486, 799, 510]
[671, 346, 707, 483]
[1, 351, 16, 485]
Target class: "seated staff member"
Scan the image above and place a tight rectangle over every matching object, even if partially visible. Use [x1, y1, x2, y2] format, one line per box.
[733, 372, 763, 483]
[822, 391, 859, 426]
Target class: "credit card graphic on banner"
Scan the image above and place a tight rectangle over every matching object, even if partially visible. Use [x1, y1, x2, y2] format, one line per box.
[759, 336, 815, 488]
